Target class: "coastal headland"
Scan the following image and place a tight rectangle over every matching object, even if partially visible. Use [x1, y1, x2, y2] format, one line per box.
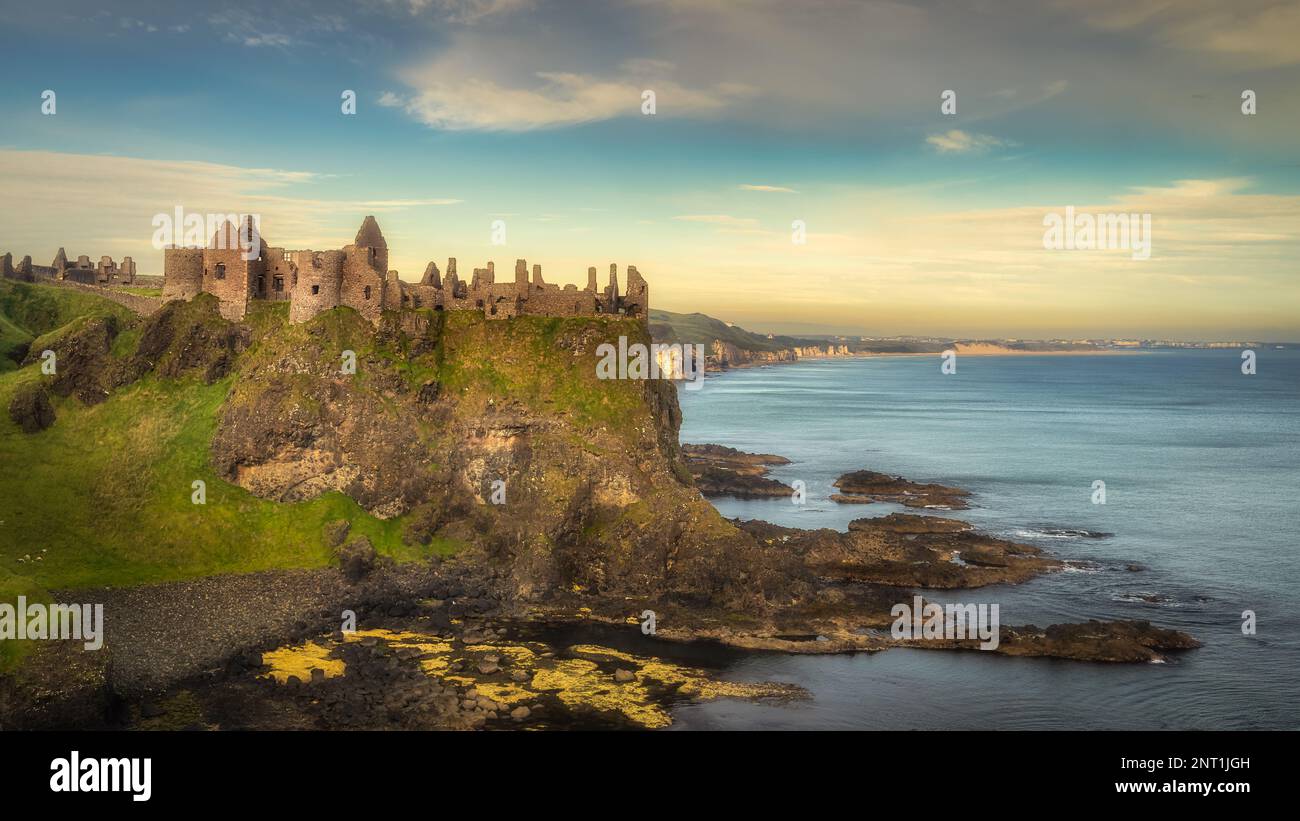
[0, 278, 1197, 730]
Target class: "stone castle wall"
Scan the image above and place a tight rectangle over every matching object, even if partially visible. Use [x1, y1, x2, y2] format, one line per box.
[10, 215, 649, 327]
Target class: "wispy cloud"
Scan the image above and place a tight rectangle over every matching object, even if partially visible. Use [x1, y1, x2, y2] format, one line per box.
[925, 130, 1011, 154]
[738, 184, 798, 193]
[0, 150, 460, 265]
[399, 0, 534, 24]
[388, 60, 753, 130]
[1058, 0, 1300, 66]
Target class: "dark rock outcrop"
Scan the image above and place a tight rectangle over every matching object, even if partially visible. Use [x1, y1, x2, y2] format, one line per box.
[682, 443, 794, 498]
[7, 381, 55, 433]
[831, 469, 971, 509]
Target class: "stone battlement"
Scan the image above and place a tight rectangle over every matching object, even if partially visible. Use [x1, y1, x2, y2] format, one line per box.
[157, 215, 649, 324]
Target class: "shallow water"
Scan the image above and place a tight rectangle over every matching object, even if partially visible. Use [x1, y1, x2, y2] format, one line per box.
[673, 350, 1300, 730]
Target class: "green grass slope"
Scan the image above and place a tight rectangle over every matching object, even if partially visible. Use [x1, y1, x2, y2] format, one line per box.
[0, 283, 465, 670]
[648, 308, 817, 352]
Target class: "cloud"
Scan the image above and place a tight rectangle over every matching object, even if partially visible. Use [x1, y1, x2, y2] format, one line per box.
[739, 184, 797, 193]
[1058, 0, 1300, 66]
[925, 130, 1010, 154]
[392, 61, 753, 130]
[241, 32, 293, 48]
[0, 150, 460, 267]
[399, 0, 534, 24]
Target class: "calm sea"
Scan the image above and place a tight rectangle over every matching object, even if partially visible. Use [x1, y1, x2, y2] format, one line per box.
[672, 350, 1300, 729]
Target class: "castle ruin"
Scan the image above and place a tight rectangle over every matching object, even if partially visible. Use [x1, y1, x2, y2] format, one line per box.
[1, 247, 137, 285]
[160, 216, 649, 325]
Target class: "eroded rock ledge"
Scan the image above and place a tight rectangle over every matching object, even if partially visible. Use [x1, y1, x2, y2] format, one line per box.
[681, 443, 794, 498]
[831, 469, 971, 509]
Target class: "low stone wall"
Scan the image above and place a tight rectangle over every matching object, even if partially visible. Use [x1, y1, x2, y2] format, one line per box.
[37, 278, 166, 317]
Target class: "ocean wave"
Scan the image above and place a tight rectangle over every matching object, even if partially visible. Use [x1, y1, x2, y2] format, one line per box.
[1111, 591, 1177, 606]
[1059, 561, 1102, 574]
[1011, 526, 1112, 541]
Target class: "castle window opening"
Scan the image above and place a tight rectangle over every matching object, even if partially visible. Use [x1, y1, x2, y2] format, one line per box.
[312, 285, 320, 295]
[364, 285, 371, 300]
[215, 263, 226, 280]
[273, 277, 283, 292]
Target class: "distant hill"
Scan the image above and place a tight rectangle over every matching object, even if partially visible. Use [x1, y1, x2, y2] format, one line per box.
[648, 309, 815, 352]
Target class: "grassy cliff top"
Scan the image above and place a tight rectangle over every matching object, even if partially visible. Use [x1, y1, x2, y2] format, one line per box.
[648, 308, 813, 352]
[0, 281, 684, 671]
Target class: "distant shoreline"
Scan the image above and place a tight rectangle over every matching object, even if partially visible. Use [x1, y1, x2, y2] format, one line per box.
[710, 345, 1144, 372]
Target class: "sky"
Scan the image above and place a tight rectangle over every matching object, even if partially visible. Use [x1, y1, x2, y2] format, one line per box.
[1, 0, 1298, 340]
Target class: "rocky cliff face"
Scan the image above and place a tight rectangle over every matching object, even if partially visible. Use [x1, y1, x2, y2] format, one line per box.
[209, 305, 805, 609]
[707, 339, 853, 370]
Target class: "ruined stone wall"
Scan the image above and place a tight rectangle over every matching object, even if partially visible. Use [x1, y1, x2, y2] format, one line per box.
[261, 248, 294, 302]
[622, 265, 649, 320]
[16, 217, 649, 327]
[382, 270, 403, 312]
[162, 248, 205, 301]
[339, 245, 386, 324]
[202, 250, 260, 322]
[63, 268, 100, 285]
[40, 278, 165, 316]
[526, 285, 600, 316]
[289, 250, 344, 323]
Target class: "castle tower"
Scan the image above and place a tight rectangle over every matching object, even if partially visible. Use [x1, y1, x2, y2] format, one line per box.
[290, 250, 344, 323]
[51, 247, 68, 273]
[421, 261, 441, 288]
[202, 218, 266, 321]
[587, 266, 597, 292]
[341, 217, 388, 323]
[162, 248, 205, 300]
[17, 256, 33, 281]
[532, 264, 544, 289]
[514, 259, 528, 290]
[352, 215, 388, 273]
[1, 253, 12, 279]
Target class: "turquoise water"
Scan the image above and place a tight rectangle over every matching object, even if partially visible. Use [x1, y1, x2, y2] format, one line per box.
[672, 351, 1300, 729]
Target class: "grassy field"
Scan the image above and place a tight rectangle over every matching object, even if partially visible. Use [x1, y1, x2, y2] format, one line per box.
[0, 280, 669, 672]
[0, 278, 137, 371]
[0, 282, 462, 671]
